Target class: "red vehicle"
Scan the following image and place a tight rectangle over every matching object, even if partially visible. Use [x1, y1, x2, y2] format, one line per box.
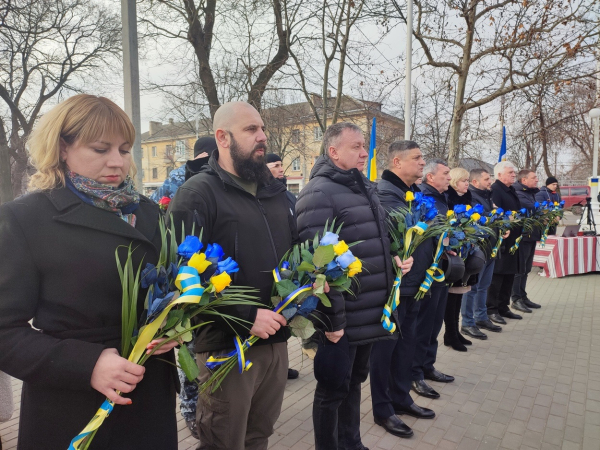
[560, 185, 590, 214]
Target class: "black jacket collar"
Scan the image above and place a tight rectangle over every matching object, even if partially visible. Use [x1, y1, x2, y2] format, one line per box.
[380, 170, 419, 194]
[513, 181, 540, 195]
[311, 155, 370, 197]
[447, 185, 472, 206]
[421, 182, 447, 202]
[469, 185, 492, 199]
[45, 187, 158, 244]
[493, 179, 515, 193]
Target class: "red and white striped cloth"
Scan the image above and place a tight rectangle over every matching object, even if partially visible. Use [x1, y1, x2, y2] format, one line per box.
[533, 236, 600, 278]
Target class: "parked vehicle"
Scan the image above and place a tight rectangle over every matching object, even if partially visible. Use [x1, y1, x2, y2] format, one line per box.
[560, 185, 590, 214]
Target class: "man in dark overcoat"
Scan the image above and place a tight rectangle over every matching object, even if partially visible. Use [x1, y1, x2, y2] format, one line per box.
[487, 161, 523, 324]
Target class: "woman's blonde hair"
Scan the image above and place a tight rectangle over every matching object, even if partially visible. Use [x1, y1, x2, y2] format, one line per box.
[28, 94, 136, 191]
[449, 167, 470, 190]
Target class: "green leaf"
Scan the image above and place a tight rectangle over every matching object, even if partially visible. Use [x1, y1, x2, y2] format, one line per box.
[297, 261, 316, 272]
[289, 315, 316, 339]
[313, 273, 326, 294]
[200, 290, 212, 306]
[271, 296, 282, 307]
[276, 279, 299, 298]
[178, 344, 200, 382]
[316, 292, 331, 307]
[164, 309, 184, 330]
[301, 249, 314, 263]
[313, 245, 335, 267]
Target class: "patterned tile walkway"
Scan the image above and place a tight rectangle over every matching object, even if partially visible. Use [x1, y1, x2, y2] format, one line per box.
[2, 269, 599, 450]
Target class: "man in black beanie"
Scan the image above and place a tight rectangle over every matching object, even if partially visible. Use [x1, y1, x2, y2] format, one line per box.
[184, 136, 218, 181]
[266, 153, 297, 216]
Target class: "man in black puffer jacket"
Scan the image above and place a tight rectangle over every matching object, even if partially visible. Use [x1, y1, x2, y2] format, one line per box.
[512, 169, 542, 312]
[369, 141, 436, 439]
[296, 123, 412, 450]
[411, 159, 456, 398]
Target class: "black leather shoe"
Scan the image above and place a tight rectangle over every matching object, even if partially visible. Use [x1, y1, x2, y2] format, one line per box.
[512, 299, 532, 313]
[287, 368, 299, 379]
[411, 380, 440, 399]
[488, 313, 507, 325]
[476, 319, 502, 332]
[394, 402, 436, 419]
[523, 297, 541, 309]
[424, 368, 454, 383]
[374, 415, 414, 438]
[500, 310, 523, 320]
[461, 326, 488, 340]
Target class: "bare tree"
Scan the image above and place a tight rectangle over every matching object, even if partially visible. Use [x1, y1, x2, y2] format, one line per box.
[140, 0, 294, 119]
[383, 0, 599, 167]
[0, 0, 121, 203]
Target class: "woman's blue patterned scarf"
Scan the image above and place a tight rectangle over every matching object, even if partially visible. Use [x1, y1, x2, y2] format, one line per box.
[65, 171, 140, 226]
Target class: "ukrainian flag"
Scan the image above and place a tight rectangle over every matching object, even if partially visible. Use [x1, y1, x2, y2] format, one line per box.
[367, 117, 377, 181]
[498, 126, 507, 162]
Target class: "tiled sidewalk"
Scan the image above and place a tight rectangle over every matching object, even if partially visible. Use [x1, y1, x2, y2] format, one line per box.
[2, 270, 599, 450]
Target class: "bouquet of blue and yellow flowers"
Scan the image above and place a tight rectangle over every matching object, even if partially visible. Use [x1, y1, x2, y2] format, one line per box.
[443, 204, 494, 256]
[383, 191, 443, 330]
[537, 200, 565, 246]
[200, 221, 363, 393]
[483, 207, 517, 257]
[69, 222, 258, 450]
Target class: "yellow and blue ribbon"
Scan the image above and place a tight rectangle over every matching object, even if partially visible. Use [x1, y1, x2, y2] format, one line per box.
[382, 274, 401, 333]
[491, 233, 504, 258]
[418, 233, 447, 297]
[69, 266, 205, 450]
[510, 235, 523, 254]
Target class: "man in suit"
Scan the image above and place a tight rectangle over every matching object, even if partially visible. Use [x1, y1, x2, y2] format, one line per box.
[487, 161, 523, 324]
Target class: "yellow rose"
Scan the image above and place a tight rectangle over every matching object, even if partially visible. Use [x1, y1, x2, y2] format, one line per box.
[554, 201, 559, 205]
[447, 210, 454, 217]
[471, 213, 481, 221]
[210, 272, 232, 293]
[405, 191, 415, 202]
[333, 240, 349, 256]
[491, 209, 497, 214]
[188, 253, 212, 274]
[347, 259, 362, 277]
[466, 204, 472, 210]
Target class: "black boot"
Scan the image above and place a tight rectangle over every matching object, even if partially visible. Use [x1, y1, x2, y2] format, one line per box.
[444, 294, 467, 352]
[455, 294, 472, 346]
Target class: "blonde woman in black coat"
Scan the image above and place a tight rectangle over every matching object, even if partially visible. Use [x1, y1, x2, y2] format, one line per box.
[0, 95, 178, 450]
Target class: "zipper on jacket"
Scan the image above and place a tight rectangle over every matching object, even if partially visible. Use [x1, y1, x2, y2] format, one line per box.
[256, 198, 279, 264]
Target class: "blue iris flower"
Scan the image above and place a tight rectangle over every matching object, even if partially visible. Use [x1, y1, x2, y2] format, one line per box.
[216, 256, 239, 274]
[337, 250, 356, 269]
[465, 208, 474, 218]
[425, 208, 438, 221]
[282, 261, 291, 270]
[520, 208, 527, 215]
[414, 192, 424, 204]
[454, 204, 467, 214]
[141, 263, 157, 289]
[147, 291, 175, 322]
[496, 207, 504, 215]
[534, 202, 540, 208]
[325, 260, 343, 279]
[479, 217, 487, 225]
[473, 204, 484, 215]
[297, 296, 320, 317]
[178, 236, 202, 258]
[505, 210, 513, 216]
[560, 200, 565, 206]
[320, 232, 339, 246]
[205, 243, 225, 262]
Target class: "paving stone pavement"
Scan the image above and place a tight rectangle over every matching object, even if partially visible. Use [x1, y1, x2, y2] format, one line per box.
[1, 270, 599, 450]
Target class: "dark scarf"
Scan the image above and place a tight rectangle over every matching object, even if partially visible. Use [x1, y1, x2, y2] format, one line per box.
[65, 171, 140, 226]
[381, 169, 420, 193]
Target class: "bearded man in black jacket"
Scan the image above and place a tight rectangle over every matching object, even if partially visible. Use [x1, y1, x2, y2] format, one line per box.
[168, 102, 296, 450]
[370, 141, 436, 439]
[411, 159, 456, 400]
[296, 122, 413, 450]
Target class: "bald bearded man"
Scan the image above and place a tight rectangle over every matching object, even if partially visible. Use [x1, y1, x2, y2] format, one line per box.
[168, 102, 297, 450]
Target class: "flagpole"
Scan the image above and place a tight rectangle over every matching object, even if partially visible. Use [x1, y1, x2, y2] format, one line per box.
[404, 0, 413, 140]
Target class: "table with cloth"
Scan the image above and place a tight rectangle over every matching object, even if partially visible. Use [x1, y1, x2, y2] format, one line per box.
[533, 235, 600, 278]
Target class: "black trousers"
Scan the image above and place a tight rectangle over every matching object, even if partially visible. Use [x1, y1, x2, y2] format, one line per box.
[412, 284, 448, 381]
[313, 343, 372, 450]
[370, 296, 421, 417]
[487, 273, 515, 315]
[511, 240, 536, 301]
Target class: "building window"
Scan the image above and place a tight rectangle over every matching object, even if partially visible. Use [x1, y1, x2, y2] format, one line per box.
[152, 167, 158, 179]
[291, 129, 300, 144]
[152, 146, 157, 157]
[287, 184, 300, 196]
[165, 144, 173, 157]
[314, 127, 323, 141]
[292, 158, 300, 171]
[176, 140, 186, 158]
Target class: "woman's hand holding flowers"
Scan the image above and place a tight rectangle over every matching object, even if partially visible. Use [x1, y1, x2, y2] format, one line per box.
[90, 348, 145, 405]
[502, 230, 510, 239]
[394, 255, 414, 275]
[325, 329, 344, 343]
[146, 338, 181, 355]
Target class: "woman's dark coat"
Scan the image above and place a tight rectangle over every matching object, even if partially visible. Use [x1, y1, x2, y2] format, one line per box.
[377, 170, 434, 298]
[296, 156, 395, 345]
[0, 188, 177, 450]
[490, 180, 522, 274]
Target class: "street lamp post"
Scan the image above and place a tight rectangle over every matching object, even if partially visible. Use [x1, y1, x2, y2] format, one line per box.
[587, 108, 600, 233]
